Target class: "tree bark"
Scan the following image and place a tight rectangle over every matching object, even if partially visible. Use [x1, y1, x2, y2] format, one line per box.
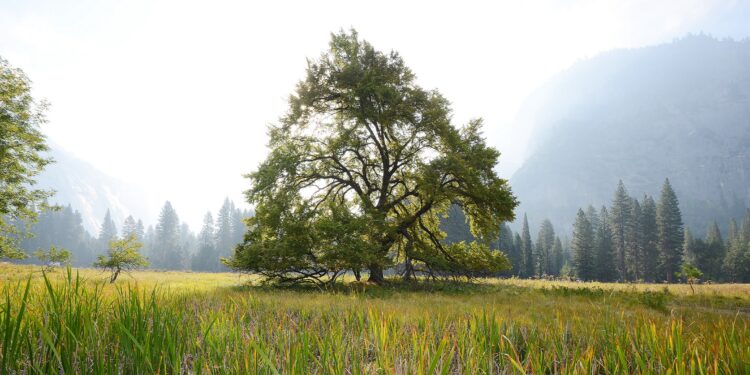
[368, 264, 384, 283]
[110, 268, 121, 283]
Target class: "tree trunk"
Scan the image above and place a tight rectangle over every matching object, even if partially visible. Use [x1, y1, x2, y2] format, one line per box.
[403, 257, 414, 282]
[353, 269, 361, 282]
[110, 268, 121, 283]
[368, 264, 384, 284]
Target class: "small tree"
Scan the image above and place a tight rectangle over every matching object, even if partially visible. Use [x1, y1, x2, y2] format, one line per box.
[94, 235, 148, 283]
[676, 263, 703, 294]
[33, 245, 71, 271]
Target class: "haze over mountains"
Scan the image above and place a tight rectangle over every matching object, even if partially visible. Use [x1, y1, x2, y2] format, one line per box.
[35, 35, 750, 240]
[37, 145, 153, 234]
[510, 34, 750, 235]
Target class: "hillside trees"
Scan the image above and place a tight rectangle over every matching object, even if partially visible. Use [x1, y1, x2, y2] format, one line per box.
[226, 30, 517, 284]
[152, 201, 183, 269]
[572, 209, 595, 280]
[0, 57, 54, 259]
[609, 181, 631, 281]
[657, 179, 684, 282]
[535, 219, 555, 276]
[97, 210, 118, 254]
[192, 212, 219, 271]
[520, 214, 534, 278]
[594, 207, 616, 281]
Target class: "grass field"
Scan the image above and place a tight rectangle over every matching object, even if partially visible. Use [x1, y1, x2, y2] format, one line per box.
[0, 263, 748, 374]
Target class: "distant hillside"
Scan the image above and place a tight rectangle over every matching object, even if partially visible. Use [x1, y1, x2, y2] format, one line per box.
[36, 145, 150, 234]
[510, 35, 750, 235]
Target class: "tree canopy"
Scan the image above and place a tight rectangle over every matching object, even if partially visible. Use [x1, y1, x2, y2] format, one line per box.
[94, 235, 148, 283]
[225, 30, 517, 284]
[0, 57, 53, 259]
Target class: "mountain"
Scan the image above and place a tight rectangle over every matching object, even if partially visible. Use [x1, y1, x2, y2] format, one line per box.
[510, 35, 750, 235]
[36, 145, 151, 234]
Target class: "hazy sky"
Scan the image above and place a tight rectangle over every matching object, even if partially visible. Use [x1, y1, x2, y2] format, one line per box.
[2, 0, 749, 228]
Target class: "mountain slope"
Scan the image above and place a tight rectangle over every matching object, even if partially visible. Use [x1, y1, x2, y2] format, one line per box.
[36, 145, 151, 234]
[510, 35, 750, 235]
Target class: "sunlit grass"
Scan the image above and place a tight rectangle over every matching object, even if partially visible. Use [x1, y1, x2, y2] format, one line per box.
[0, 262, 748, 373]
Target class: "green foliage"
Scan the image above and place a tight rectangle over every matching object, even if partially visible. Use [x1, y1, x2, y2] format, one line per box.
[534, 219, 555, 277]
[0, 57, 54, 259]
[93, 235, 148, 283]
[228, 30, 517, 284]
[676, 263, 703, 294]
[640, 196, 659, 281]
[520, 214, 534, 278]
[425, 241, 510, 279]
[572, 209, 596, 280]
[657, 179, 684, 282]
[33, 245, 71, 271]
[594, 206, 617, 281]
[676, 263, 702, 282]
[609, 180, 631, 281]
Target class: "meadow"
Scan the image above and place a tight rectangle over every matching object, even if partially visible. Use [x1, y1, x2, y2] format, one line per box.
[0, 263, 748, 374]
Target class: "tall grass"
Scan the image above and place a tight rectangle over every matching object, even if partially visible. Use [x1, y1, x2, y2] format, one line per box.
[0, 266, 748, 373]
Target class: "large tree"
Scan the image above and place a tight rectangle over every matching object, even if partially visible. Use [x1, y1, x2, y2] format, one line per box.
[226, 30, 517, 284]
[0, 57, 54, 259]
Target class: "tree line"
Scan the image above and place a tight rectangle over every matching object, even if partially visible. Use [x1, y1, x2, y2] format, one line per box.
[490, 179, 750, 283]
[14, 198, 251, 272]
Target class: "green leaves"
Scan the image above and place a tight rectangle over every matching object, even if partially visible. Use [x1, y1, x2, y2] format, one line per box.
[229, 30, 517, 284]
[0, 57, 54, 260]
[93, 235, 148, 282]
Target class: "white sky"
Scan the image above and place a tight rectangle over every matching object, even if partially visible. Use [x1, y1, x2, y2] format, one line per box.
[1, 0, 748, 229]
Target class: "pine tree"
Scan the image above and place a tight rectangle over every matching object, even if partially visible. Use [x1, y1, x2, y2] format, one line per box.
[154, 201, 182, 269]
[722, 237, 749, 282]
[741, 209, 750, 243]
[682, 228, 695, 265]
[704, 221, 725, 280]
[192, 212, 218, 271]
[535, 219, 555, 276]
[656, 179, 683, 282]
[610, 180, 632, 281]
[122, 216, 138, 238]
[499, 223, 520, 276]
[98, 210, 118, 255]
[572, 209, 595, 281]
[135, 220, 145, 242]
[586, 205, 600, 234]
[143, 225, 155, 259]
[230, 206, 246, 249]
[640, 195, 659, 282]
[594, 206, 616, 281]
[551, 236, 564, 276]
[513, 233, 522, 277]
[215, 198, 234, 261]
[625, 199, 643, 281]
[179, 222, 196, 269]
[520, 214, 534, 278]
[729, 212, 750, 282]
[727, 219, 738, 245]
